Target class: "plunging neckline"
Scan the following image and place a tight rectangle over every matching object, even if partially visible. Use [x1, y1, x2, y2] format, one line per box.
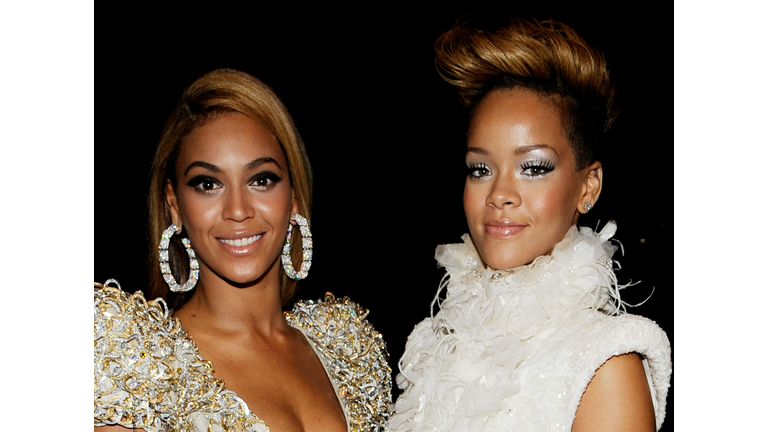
[173, 312, 351, 432]
[95, 283, 390, 432]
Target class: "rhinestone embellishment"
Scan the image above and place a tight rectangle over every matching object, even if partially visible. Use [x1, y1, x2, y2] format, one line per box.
[158, 224, 199, 292]
[282, 214, 312, 280]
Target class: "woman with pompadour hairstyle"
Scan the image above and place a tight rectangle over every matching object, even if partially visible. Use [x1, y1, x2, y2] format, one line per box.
[389, 17, 670, 432]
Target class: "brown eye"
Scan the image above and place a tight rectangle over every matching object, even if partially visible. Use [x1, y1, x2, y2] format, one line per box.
[521, 160, 555, 178]
[187, 176, 222, 192]
[249, 172, 282, 190]
[466, 163, 491, 180]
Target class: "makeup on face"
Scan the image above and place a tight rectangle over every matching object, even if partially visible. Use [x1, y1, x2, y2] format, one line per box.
[168, 112, 295, 286]
[462, 89, 588, 270]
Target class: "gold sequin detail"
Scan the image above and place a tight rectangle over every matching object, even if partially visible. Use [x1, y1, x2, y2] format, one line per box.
[286, 293, 393, 432]
[94, 283, 269, 432]
[94, 284, 391, 432]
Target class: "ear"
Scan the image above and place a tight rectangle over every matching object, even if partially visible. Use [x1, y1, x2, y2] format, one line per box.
[290, 190, 300, 221]
[165, 180, 183, 228]
[579, 161, 603, 214]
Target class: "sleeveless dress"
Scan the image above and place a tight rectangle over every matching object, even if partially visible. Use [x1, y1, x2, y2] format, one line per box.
[389, 222, 671, 432]
[94, 283, 392, 432]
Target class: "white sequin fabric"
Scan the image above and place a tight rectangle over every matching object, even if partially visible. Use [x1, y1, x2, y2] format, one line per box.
[389, 222, 671, 432]
[94, 285, 392, 432]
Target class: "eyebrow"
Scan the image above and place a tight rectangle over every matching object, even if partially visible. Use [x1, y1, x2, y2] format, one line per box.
[467, 144, 557, 156]
[184, 161, 220, 175]
[514, 144, 556, 155]
[183, 157, 282, 176]
[246, 157, 282, 171]
[466, 147, 489, 155]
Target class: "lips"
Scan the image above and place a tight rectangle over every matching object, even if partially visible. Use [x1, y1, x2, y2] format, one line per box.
[484, 220, 527, 238]
[218, 234, 263, 247]
[216, 232, 265, 255]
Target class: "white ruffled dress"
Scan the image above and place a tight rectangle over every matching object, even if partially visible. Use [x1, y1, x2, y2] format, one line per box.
[389, 222, 671, 432]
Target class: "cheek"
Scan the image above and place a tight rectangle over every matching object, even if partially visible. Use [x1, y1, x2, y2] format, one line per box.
[464, 182, 486, 213]
[256, 193, 292, 223]
[463, 183, 484, 224]
[257, 184, 294, 224]
[525, 180, 577, 220]
[177, 193, 217, 230]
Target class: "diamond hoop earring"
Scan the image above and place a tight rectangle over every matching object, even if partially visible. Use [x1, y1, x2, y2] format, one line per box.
[159, 224, 200, 292]
[281, 214, 312, 280]
[583, 202, 593, 213]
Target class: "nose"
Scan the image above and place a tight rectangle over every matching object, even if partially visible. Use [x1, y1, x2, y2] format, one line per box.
[222, 186, 255, 222]
[486, 175, 521, 209]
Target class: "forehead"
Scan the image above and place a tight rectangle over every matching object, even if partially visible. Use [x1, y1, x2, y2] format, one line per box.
[468, 89, 571, 157]
[178, 112, 285, 166]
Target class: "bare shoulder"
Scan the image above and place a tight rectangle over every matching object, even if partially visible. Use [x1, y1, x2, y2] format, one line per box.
[572, 353, 655, 432]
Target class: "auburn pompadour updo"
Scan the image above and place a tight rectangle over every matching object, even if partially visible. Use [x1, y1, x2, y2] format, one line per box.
[435, 17, 619, 170]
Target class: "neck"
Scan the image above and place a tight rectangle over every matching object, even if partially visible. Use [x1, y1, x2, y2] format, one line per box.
[175, 263, 289, 338]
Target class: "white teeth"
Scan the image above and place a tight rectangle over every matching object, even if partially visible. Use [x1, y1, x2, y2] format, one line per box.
[220, 234, 262, 247]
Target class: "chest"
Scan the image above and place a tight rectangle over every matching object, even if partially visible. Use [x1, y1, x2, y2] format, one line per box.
[94, 287, 392, 432]
[195, 331, 348, 432]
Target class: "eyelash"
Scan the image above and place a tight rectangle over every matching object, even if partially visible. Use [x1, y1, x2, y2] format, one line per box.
[521, 159, 555, 178]
[186, 172, 283, 193]
[465, 160, 556, 180]
[249, 172, 282, 189]
[187, 175, 221, 193]
[466, 163, 491, 180]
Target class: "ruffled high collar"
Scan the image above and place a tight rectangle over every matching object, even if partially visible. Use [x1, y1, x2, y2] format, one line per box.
[391, 222, 624, 432]
[434, 221, 623, 324]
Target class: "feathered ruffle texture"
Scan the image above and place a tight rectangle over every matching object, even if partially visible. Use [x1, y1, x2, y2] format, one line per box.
[390, 222, 671, 432]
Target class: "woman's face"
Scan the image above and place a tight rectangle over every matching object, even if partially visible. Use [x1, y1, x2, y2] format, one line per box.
[463, 89, 601, 270]
[166, 112, 296, 287]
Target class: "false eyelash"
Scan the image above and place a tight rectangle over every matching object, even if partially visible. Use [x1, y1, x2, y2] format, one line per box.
[465, 163, 491, 179]
[521, 159, 555, 171]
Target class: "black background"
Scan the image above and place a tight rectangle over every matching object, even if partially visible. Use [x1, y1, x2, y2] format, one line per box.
[96, 4, 672, 429]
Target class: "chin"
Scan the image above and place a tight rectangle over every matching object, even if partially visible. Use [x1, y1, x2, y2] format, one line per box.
[478, 248, 534, 271]
[208, 265, 269, 287]
[485, 258, 530, 271]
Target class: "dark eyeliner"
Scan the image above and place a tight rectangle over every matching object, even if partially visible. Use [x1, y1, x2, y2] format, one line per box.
[249, 171, 282, 187]
[186, 175, 219, 190]
[521, 159, 555, 177]
[521, 159, 555, 170]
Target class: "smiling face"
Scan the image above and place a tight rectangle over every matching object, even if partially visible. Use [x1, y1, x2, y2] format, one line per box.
[165, 112, 296, 287]
[463, 88, 602, 270]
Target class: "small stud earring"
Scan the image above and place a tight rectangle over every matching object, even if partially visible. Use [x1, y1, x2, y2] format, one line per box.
[583, 202, 593, 213]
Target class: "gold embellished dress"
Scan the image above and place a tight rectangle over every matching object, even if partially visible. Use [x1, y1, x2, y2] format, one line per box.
[94, 283, 392, 432]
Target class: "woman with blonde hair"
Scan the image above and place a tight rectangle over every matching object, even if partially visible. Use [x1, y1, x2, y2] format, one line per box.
[389, 17, 671, 431]
[94, 69, 391, 432]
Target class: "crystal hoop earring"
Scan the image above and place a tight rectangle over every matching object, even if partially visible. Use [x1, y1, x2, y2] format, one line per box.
[281, 214, 312, 280]
[583, 202, 593, 213]
[158, 224, 200, 292]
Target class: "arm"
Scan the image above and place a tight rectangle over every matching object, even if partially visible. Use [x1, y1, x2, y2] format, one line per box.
[571, 353, 656, 432]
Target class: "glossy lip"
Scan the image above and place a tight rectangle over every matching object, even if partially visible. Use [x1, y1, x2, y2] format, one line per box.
[216, 230, 265, 255]
[484, 219, 528, 238]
